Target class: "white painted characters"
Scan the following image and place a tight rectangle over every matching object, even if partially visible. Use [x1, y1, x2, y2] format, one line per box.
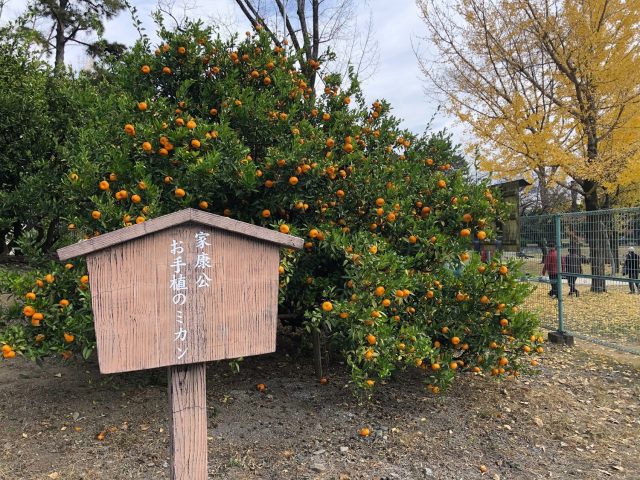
[169, 239, 189, 360]
[194, 232, 212, 289]
[168, 232, 214, 360]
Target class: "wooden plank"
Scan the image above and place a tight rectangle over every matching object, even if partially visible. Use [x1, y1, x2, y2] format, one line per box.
[88, 224, 279, 374]
[168, 363, 208, 480]
[57, 208, 303, 261]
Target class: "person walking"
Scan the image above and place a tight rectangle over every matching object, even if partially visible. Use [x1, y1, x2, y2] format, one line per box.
[623, 247, 640, 293]
[564, 248, 583, 297]
[542, 245, 559, 298]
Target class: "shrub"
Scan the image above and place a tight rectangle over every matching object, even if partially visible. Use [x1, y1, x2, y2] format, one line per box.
[0, 19, 541, 391]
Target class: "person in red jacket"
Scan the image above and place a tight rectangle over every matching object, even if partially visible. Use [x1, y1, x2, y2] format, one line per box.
[542, 246, 559, 297]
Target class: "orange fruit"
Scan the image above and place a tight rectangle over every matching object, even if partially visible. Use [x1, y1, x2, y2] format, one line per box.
[375, 198, 385, 207]
[408, 235, 417, 244]
[187, 120, 197, 130]
[59, 299, 70, 307]
[369, 245, 378, 254]
[178, 46, 186, 54]
[256, 383, 266, 392]
[2, 344, 12, 354]
[480, 295, 489, 304]
[322, 301, 333, 312]
[365, 379, 375, 387]
[191, 139, 201, 148]
[137, 101, 147, 111]
[140, 65, 151, 74]
[431, 363, 440, 371]
[326, 138, 335, 148]
[162, 66, 172, 75]
[499, 265, 508, 275]
[142, 141, 152, 152]
[262, 209, 271, 218]
[64, 333, 75, 343]
[319, 376, 328, 385]
[199, 201, 209, 209]
[460, 228, 471, 237]
[175, 188, 186, 198]
[374, 286, 385, 296]
[32, 312, 44, 322]
[279, 224, 290, 234]
[359, 427, 370, 437]
[80, 275, 89, 284]
[99, 180, 110, 191]
[91, 211, 101, 220]
[437, 179, 446, 188]
[462, 213, 473, 223]
[477, 230, 487, 240]
[25, 292, 36, 300]
[364, 348, 375, 360]
[366, 334, 377, 345]
[3, 350, 16, 359]
[451, 336, 460, 345]
[289, 176, 299, 185]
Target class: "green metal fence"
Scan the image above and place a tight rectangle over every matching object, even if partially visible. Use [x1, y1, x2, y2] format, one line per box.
[518, 208, 640, 354]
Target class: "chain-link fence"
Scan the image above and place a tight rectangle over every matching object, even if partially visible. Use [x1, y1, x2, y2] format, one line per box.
[517, 208, 640, 354]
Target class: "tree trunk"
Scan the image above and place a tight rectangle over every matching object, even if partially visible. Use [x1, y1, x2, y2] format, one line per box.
[583, 180, 607, 291]
[0, 229, 8, 255]
[54, 0, 67, 72]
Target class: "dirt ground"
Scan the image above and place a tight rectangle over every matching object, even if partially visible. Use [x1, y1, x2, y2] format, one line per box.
[1, 336, 639, 480]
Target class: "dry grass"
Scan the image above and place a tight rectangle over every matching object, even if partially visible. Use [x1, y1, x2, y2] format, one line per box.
[523, 280, 640, 354]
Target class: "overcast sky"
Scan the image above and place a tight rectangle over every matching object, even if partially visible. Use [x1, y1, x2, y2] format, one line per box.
[2, 0, 458, 136]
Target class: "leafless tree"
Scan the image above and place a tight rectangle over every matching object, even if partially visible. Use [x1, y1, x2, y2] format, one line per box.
[233, 0, 378, 89]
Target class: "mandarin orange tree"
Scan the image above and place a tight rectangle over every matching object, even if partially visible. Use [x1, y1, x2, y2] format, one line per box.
[0, 19, 541, 391]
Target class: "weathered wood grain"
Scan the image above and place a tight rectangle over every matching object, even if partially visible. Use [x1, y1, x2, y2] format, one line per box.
[86, 224, 280, 374]
[57, 208, 303, 261]
[168, 363, 208, 480]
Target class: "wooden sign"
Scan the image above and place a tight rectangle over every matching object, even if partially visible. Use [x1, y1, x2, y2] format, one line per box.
[58, 208, 303, 479]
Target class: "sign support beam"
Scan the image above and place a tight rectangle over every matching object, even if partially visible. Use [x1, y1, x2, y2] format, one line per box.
[168, 362, 208, 480]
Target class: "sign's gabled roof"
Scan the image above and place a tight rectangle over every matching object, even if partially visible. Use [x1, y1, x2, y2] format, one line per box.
[57, 208, 304, 261]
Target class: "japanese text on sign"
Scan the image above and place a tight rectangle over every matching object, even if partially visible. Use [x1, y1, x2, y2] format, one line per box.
[168, 232, 213, 361]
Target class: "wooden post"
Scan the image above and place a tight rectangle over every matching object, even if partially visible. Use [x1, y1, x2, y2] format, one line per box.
[312, 328, 323, 380]
[168, 363, 208, 480]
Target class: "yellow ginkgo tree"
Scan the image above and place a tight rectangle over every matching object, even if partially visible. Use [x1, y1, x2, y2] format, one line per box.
[418, 0, 640, 211]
